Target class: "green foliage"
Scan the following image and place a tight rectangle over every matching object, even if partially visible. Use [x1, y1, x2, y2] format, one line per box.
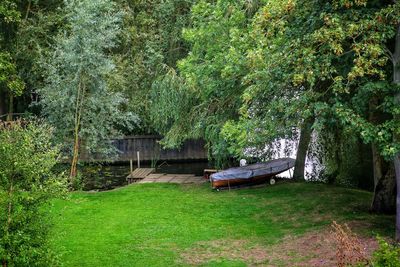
[13, 1, 64, 105]
[147, 0, 400, 177]
[150, 68, 200, 147]
[0, 0, 398, 189]
[112, 0, 195, 133]
[0, 1, 20, 23]
[0, 1, 66, 118]
[0, 1, 25, 102]
[371, 237, 400, 267]
[0, 52, 24, 97]
[151, 0, 254, 165]
[218, 0, 400, 165]
[0, 121, 66, 266]
[39, 0, 136, 159]
[320, 125, 373, 187]
[335, 81, 400, 159]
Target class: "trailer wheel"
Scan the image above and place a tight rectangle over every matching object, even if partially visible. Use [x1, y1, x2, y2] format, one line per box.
[269, 178, 276, 185]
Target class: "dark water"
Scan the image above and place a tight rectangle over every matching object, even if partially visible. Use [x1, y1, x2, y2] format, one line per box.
[80, 161, 212, 191]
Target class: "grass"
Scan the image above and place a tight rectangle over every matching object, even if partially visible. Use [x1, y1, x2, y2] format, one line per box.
[50, 182, 394, 266]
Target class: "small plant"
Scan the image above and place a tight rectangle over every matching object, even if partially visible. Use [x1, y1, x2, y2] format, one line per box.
[70, 170, 84, 191]
[371, 237, 400, 267]
[331, 221, 369, 267]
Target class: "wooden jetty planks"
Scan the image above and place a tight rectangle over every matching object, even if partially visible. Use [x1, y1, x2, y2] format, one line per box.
[126, 168, 155, 184]
[126, 168, 206, 185]
[138, 173, 205, 184]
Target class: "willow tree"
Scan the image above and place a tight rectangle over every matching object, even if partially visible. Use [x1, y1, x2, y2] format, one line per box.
[111, 0, 195, 134]
[39, 0, 134, 180]
[150, 0, 257, 166]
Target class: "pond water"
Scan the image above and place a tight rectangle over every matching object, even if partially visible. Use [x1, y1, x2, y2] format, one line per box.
[79, 161, 212, 191]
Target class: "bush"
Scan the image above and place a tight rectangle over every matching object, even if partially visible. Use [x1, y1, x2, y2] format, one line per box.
[0, 120, 67, 267]
[371, 237, 400, 267]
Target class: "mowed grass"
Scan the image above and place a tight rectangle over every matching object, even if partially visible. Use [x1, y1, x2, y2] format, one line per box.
[50, 182, 394, 266]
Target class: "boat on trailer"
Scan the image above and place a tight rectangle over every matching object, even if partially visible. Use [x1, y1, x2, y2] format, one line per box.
[210, 158, 295, 189]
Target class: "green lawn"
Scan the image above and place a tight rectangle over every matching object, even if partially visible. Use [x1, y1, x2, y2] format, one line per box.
[50, 182, 394, 266]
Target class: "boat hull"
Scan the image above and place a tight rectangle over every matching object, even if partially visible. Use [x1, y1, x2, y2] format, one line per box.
[210, 158, 295, 189]
[211, 174, 276, 189]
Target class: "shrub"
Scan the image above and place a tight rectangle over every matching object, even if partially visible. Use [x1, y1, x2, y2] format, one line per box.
[0, 120, 67, 267]
[371, 237, 400, 267]
[331, 221, 369, 267]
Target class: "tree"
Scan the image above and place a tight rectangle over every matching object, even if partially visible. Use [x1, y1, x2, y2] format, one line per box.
[39, 0, 135, 180]
[225, 0, 327, 180]
[313, 1, 400, 216]
[223, 0, 400, 185]
[392, 21, 400, 241]
[150, 0, 256, 166]
[0, 53, 24, 119]
[0, 0, 25, 120]
[12, 0, 65, 116]
[0, 120, 66, 267]
[0, 0, 64, 120]
[111, 0, 195, 134]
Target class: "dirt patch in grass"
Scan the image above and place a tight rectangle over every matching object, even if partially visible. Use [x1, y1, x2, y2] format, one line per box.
[270, 227, 378, 267]
[181, 239, 268, 265]
[180, 222, 379, 266]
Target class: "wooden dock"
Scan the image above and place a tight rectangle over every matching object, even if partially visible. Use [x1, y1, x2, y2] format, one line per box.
[126, 168, 205, 184]
[138, 173, 205, 184]
[126, 168, 155, 184]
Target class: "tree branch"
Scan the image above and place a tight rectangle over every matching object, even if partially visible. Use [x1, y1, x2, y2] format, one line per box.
[24, 0, 32, 21]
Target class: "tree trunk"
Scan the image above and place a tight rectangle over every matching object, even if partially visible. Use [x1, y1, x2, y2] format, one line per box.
[6, 94, 13, 121]
[369, 96, 383, 188]
[293, 117, 314, 181]
[371, 164, 396, 214]
[371, 146, 383, 190]
[396, 154, 400, 240]
[371, 143, 383, 207]
[370, 155, 397, 217]
[69, 134, 79, 178]
[392, 23, 400, 241]
[369, 96, 396, 212]
[69, 80, 84, 180]
[69, 106, 81, 179]
[0, 90, 6, 117]
[25, 0, 31, 20]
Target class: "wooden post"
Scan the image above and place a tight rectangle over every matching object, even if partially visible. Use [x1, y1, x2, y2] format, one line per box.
[137, 151, 140, 168]
[130, 159, 133, 173]
[127, 159, 133, 184]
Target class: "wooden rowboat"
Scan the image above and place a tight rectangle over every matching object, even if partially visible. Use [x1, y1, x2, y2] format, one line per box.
[210, 158, 295, 189]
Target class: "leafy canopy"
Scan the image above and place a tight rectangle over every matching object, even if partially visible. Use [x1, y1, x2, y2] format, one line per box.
[39, 0, 136, 158]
